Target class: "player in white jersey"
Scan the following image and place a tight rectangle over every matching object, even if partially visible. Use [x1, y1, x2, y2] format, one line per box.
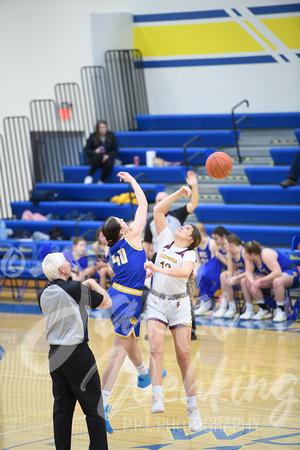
[144, 185, 202, 432]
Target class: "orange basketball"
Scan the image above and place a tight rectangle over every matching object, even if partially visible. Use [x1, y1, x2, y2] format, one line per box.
[205, 152, 233, 179]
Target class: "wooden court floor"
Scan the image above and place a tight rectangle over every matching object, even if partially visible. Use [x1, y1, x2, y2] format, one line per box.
[0, 306, 300, 450]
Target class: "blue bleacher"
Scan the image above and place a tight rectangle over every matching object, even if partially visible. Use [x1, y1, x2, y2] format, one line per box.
[35, 182, 167, 202]
[117, 147, 216, 165]
[62, 165, 188, 183]
[270, 147, 300, 165]
[4, 220, 103, 239]
[115, 130, 239, 147]
[244, 167, 300, 184]
[219, 185, 300, 204]
[136, 113, 300, 130]
[11, 201, 137, 221]
[295, 129, 300, 144]
[194, 204, 300, 224]
[202, 224, 299, 246]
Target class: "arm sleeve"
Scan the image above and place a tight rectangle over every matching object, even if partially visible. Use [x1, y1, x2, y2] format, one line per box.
[170, 206, 189, 225]
[183, 250, 196, 264]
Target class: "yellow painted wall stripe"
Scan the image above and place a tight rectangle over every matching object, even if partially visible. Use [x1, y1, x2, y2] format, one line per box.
[244, 20, 277, 50]
[134, 22, 265, 57]
[261, 17, 300, 50]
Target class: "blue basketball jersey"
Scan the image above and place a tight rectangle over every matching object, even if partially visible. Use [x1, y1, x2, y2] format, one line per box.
[107, 236, 146, 292]
[106, 236, 147, 338]
[232, 246, 245, 272]
[196, 238, 212, 266]
[254, 249, 295, 275]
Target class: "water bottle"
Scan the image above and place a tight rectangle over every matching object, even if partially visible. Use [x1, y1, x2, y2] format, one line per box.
[0, 220, 6, 240]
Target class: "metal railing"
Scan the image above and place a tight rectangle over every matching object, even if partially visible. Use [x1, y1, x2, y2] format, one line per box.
[80, 66, 112, 133]
[105, 49, 149, 131]
[183, 136, 202, 173]
[54, 83, 86, 167]
[2, 117, 34, 219]
[231, 100, 250, 163]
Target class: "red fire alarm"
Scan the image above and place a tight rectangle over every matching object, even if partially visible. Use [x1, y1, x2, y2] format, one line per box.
[59, 102, 72, 120]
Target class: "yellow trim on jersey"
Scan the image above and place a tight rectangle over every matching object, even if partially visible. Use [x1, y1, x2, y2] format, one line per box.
[112, 282, 143, 296]
[114, 328, 139, 339]
[124, 236, 144, 251]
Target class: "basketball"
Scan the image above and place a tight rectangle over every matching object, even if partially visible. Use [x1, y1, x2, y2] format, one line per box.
[205, 152, 233, 179]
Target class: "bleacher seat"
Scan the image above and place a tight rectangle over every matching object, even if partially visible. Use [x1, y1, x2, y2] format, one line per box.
[116, 147, 216, 165]
[270, 147, 300, 165]
[115, 130, 239, 147]
[11, 201, 137, 221]
[244, 167, 299, 184]
[4, 220, 103, 240]
[35, 182, 167, 202]
[219, 185, 300, 204]
[135, 113, 300, 130]
[194, 204, 300, 224]
[62, 166, 189, 183]
[201, 224, 299, 246]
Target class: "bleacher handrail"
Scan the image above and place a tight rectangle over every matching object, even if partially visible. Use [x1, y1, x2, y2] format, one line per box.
[183, 135, 202, 172]
[231, 100, 250, 163]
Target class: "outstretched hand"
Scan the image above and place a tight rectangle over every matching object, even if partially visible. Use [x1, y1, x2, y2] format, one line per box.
[117, 171, 133, 183]
[186, 170, 197, 186]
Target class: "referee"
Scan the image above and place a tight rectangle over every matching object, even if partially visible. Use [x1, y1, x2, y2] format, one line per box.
[38, 252, 112, 450]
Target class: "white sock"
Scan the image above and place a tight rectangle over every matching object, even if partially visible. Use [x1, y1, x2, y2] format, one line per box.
[153, 385, 162, 395]
[246, 303, 253, 311]
[187, 395, 197, 408]
[102, 390, 110, 407]
[229, 301, 236, 311]
[136, 363, 148, 376]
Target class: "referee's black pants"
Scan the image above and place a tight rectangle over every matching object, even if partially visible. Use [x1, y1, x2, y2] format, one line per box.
[49, 342, 108, 450]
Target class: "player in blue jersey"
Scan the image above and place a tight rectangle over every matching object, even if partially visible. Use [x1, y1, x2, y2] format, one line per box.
[243, 240, 299, 322]
[100, 172, 156, 434]
[215, 233, 249, 319]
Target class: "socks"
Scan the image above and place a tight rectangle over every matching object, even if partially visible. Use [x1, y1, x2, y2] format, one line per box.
[102, 390, 110, 407]
[246, 303, 253, 311]
[187, 396, 197, 408]
[257, 299, 269, 310]
[136, 363, 148, 376]
[153, 385, 162, 395]
[277, 302, 285, 311]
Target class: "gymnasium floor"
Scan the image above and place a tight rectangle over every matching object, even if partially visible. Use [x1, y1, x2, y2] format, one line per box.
[0, 302, 299, 450]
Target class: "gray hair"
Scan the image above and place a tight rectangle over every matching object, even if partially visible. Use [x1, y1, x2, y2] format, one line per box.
[42, 252, 65, 281]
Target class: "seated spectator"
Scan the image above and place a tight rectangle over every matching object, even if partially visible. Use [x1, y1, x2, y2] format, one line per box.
[280, 150, 300, 187]
[195, 222, 218, 267]
[63, 237, 88, 281]
[83, 120, 118, 185]
[196, 226, 229, 317]
[217, 233, 248, 319]
[84, 227, 114, 289]
[243, 241, 299, 322]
